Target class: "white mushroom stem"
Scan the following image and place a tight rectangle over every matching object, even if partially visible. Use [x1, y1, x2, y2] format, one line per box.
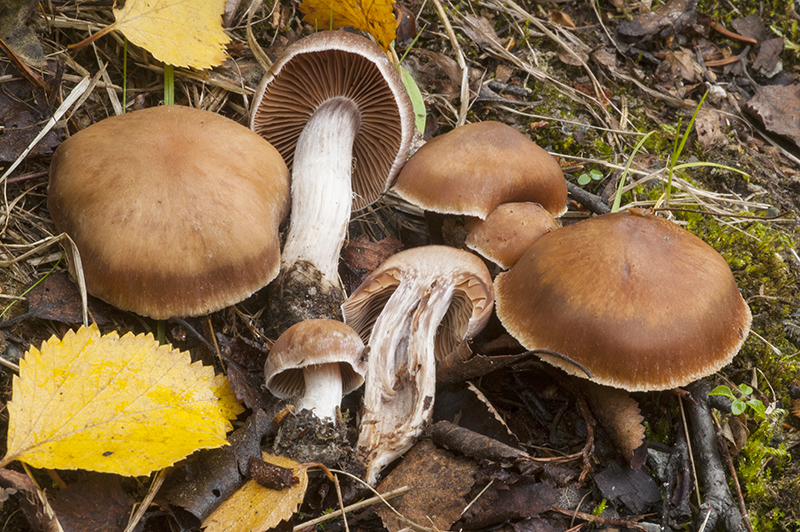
[280, 97, 362, 286]
[357, 276, 455, 485]
[296, 363, 344, 421]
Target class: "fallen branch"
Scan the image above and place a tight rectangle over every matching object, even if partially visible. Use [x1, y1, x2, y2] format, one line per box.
[686, 381, 743, 532]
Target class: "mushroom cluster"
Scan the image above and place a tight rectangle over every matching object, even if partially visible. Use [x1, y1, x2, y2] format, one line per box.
[47, 29, 752, 494]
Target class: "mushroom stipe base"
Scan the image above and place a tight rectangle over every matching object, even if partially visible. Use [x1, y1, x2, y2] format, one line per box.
[267, 260, 345, 335]
[270, 408, 364, 478]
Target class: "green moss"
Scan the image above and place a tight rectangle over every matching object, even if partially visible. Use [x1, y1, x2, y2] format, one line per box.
[680, 212, 799, 391]
[736, 409, 794, 531]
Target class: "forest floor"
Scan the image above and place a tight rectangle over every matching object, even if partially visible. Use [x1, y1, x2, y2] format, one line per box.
[1, 0, 800, 530]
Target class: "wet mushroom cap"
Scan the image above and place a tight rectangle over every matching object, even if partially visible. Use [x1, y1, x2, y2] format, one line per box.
[465, 202, 561, 269]
[48, 105, 290, 319]
[494, 209, 752, 391]
[250, 30, 414, 211]
[265, 319, 367, 399]
[392, 121, 568, 218]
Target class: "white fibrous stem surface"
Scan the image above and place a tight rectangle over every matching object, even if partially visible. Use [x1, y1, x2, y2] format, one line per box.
[357, 275, 456, 485]
[280, 97, 361, 288]
[296, 363, 344, 421]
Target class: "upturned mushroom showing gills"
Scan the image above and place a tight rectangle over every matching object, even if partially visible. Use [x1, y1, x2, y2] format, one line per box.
[494, 209, 752, 391]
[392, 121, 568, 219]
[48, 105, 291, 319]
[342, 245, 494, 485]
[265, 319, 367, 421]
[250, 31, 415, 332]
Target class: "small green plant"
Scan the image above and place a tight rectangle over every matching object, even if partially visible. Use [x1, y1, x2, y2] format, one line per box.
[577, 168, 604, 186]
[591, 498, 608, 517]
[610, 89, 749, 211]
[708, 383, 767, 421]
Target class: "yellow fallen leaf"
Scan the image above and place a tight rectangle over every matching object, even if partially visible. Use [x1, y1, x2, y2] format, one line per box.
[109, 0, 230, 69]
[212, 373, 246, 421]
[1, 325, 236, 477]
[202, 453, 309, 532]
[299, 0, 397, 51]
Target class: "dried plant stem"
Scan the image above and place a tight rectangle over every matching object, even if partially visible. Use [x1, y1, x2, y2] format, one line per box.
[430, 0, 469, 126]
[679, 394, 702, 509]
[246, 0, 272, 72]
[124, 468, 168, 532]
[292, 484, 411, 531]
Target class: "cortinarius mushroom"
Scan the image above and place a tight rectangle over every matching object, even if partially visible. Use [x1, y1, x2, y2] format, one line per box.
[48, 105, 290, 319]
[494, 209, 752, 391]
[465, 202, 561, 269]
[265, 319, 367, 421]
[250, 31, 415, 331]
[392, 121, 568, 219]
[342, 245, 494, 484]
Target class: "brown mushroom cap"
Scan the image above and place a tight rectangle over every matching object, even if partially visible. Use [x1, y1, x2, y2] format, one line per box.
[465, 202, 561, 269]
[494, 209, 752, 391]
[250, 30, 414, 211]
[265, 319, 367, 398]
[392, 121, 568, 218]
[48, 105, 290, 319]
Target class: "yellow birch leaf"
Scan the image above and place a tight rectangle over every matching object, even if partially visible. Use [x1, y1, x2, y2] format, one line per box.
[202, 453, 309, 532]
[1, 325, 234, 477]
[299, 0, 397, 51]
[111, 0, 231, 69]
[212, 373, 245, 422]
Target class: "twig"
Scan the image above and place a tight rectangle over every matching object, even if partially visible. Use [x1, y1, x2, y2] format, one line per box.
[711, 412, 754, 532]
[686, 381, 743, 532]
[566, 181, 611, 214]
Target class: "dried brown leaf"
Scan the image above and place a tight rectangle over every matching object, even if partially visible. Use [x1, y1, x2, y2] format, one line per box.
[579, 380, 645, 465]
[376, 439, 478, 531]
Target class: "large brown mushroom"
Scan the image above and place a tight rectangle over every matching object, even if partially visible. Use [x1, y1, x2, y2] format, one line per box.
[342, 245, 494, 484]
[494, 209, 752, 391]
[250, 31, 415, 331]
[48, 105, 290, 319]
[392, 121, 568, 219]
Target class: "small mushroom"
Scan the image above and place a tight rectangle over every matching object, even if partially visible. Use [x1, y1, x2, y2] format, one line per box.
[392, 121, 568, 219]
[342, 245, 494, 484]
[465, 202, 561, 270]
[48, 105, 290, 319]
[265, 319, 367, 421]
[250, 31, 415, 331]
[494, 209, 752, 391]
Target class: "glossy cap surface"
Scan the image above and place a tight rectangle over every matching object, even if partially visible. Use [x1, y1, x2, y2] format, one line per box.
[495, 209, 752, 391]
